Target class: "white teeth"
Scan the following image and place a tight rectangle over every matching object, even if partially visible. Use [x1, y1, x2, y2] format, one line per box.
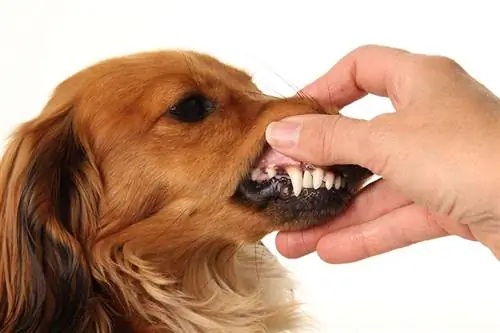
[286, 166, 303, 196]
[334, 175, 342, 190]
[252, 164, 345, 194]
[324, 172, 334, 190]
[266, 167, 277, 178]
[251, 169, 261, 181]
[303, 170, 313, 188]
[312, 168, 324, 189]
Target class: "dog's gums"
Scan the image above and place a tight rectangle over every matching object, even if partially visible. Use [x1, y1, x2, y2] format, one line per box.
[0, 50, 374, 333]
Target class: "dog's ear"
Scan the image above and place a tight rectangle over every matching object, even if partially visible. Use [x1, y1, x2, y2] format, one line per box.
[0, 95, 111, 332]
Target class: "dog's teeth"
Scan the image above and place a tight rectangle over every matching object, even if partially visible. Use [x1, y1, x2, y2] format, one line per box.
[251, 169, 261, 181]
[266, 167, 277, 178]
[286, 166, 303, 196]
[324, 172, 334, 190]
[312, 168, 324, 189]
[303, 170, 313, 188]
[340, 176, 346, 188]
[334, 175, 342, 190]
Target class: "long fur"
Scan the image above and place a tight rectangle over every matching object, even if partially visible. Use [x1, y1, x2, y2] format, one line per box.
[0, 50, 320, 332]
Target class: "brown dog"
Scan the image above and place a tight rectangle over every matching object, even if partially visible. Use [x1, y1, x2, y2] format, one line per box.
[0, 51, 371, 332]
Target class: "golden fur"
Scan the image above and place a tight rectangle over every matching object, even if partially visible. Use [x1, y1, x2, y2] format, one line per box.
[0, 51, 336, 332]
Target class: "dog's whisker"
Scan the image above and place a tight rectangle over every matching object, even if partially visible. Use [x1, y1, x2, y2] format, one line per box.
[252, 66, 325, 110]
[254, 243, 261, 283]
[327, 75, 335, 111]
[183, 53, 202, 89]
[265, 70, 302, 97]
[300, 90, 325, 113]
[199, 242, 242, 292]
[151, 208, 190, 244]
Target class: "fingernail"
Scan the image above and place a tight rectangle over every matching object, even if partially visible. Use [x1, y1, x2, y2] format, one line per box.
[266, 121, 302, 148]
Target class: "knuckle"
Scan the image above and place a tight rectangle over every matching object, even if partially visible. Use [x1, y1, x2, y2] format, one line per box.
[318, 117, 340, 163]
[433, 56, 464, 71]
[353, 44, 380, 54]
[415, 55, 465, 74]
[352, 44, 407, 56]
[360, 115, 391, 174]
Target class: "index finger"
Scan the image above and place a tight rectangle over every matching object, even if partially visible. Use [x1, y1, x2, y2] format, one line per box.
[301, 45, 413, 109]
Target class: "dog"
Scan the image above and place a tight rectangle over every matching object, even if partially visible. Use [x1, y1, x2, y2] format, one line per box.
[0, 50, 372, 332]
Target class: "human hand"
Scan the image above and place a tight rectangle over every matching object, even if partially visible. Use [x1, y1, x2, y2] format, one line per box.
[265, 45, 500, 263]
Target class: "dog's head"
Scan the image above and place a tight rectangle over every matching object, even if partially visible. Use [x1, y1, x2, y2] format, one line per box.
[0, 51, 371, 332]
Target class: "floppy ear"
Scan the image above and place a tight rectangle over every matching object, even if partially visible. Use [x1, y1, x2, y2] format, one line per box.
[0, 99, 110, 332]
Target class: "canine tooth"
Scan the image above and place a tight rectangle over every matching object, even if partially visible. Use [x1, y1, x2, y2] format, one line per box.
[334, 175, 342, 190]
[340, 176, 346, 188]
[303, 170, 313, 188]
[286, 166, 303, 196]
[266, 167, 277, 178]
[312, 168, 324, 189]
[324, 172, 334, 190]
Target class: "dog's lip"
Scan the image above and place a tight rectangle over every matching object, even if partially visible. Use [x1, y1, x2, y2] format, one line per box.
[235, 144, 349, 199]
[235, 142, 377, 202]
[232, 142, 377, 224]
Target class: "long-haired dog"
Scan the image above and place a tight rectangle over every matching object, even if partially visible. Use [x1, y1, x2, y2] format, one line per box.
[0, 51, 372, 332]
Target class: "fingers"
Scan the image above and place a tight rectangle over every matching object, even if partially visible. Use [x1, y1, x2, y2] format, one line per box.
[275, 180, 412, 258]
[315, 204, 449, 263]
[265, 113, 375, 166]
[265, 45, 430, 169]
[300, 45, 413, 109]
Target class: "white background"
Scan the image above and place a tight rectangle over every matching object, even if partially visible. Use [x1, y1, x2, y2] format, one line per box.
[1, 1, 500, 332]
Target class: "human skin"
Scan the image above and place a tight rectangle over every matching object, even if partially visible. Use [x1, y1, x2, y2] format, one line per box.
[265, 45, 500, 263]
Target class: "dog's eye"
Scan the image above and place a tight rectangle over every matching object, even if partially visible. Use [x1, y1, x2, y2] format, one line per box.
[167, 94, 216, 123]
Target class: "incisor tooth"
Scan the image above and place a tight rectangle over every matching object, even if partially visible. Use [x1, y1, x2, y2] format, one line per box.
[251, 169, 261, 181]
[266, 167, 277, 178]
[312, 168, 324, 189]
[324, 172, 334, 190]
[286, 166, 303, 196]
[303, 170, 313, 188]
[334, 175, 342, 190]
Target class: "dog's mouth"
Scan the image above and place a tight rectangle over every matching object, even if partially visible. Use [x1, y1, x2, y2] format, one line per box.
[234, 145, 374, 226]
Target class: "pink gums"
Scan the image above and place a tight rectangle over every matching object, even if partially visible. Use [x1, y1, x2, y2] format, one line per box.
[255, 147, 302, 168]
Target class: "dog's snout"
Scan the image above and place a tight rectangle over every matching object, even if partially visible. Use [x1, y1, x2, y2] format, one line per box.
[258, 96, 328, 125]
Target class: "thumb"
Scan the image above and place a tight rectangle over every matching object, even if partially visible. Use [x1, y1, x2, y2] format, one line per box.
[265, 114, 374, 168]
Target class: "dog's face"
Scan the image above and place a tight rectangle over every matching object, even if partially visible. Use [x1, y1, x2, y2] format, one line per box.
[0, 50, 371, 332]
[67, 51, 370, 244]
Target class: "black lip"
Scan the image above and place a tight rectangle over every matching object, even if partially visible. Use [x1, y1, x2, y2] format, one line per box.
[234, 164, 373, 221]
